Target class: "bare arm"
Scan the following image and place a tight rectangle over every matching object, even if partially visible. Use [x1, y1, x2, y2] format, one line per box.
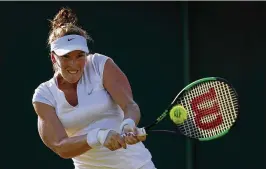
[103, 58, 141, 125]
[33, 102, 92, 159]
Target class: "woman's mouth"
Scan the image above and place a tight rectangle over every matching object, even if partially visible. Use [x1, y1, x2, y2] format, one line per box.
[67, 70, 78, 74]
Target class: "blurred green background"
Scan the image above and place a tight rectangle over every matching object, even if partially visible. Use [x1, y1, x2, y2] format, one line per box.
[1, 2, 265, 169]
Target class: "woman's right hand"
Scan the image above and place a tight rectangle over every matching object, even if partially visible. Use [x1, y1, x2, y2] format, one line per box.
[102, 130, 127, 151]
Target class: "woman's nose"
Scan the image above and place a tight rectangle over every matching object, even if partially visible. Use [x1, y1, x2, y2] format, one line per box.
[69, 59, 76, 65]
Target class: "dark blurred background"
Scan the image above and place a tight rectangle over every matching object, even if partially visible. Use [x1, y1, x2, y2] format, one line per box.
[1, 1, 265, 169]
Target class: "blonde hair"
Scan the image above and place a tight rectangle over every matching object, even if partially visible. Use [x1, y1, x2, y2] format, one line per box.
[48, 7, 92, 72]
[48, 7, 92, 45]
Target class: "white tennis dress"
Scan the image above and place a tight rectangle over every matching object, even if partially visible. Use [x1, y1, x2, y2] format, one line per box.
[32, 53, 154, 169]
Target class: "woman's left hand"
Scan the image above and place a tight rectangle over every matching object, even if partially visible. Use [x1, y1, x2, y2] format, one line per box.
[122, 125, 146, 145]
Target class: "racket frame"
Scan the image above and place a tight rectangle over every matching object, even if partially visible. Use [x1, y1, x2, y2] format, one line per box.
[141, 77, 239, 141]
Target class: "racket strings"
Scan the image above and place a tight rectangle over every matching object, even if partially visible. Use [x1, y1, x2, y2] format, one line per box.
[179, 86, 201, 137]
[201, 82, 237, 137]
[177, 81, 238, 139]
[215, 83, 234, 136]
[204, 82, 237, 136]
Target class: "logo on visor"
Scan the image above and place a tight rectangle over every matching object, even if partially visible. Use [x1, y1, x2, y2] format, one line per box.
[68, 38, 75, 41]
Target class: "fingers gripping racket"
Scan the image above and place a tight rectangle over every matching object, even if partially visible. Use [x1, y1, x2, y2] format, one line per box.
[135, 77, 239, 141]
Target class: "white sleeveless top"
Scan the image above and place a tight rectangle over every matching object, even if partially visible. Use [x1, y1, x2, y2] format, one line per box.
[32, 53, 152, 169]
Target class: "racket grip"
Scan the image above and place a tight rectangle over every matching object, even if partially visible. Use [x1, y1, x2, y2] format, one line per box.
[121, 127, 147, 137]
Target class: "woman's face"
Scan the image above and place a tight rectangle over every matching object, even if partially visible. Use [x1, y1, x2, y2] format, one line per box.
[52, 50, 86, 84]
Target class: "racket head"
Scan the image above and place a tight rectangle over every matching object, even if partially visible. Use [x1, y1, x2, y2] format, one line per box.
[172, 77, 239, 141]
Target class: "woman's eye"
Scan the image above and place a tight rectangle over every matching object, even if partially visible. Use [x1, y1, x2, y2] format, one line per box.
[77, 55, 85, 59]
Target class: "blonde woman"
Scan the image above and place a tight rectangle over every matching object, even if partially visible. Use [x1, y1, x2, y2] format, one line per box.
[32, 7, 156, 169]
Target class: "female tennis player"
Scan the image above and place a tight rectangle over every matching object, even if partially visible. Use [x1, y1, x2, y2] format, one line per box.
[32, 7, 156, 169]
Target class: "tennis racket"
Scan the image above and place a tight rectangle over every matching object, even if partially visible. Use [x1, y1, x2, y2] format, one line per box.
[136, 77, 239, 141]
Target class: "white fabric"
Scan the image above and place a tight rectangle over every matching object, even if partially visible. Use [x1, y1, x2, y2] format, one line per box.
[139, 160, 157, 169]
[97, 129, 112, 145]
[51, 35, 89, 56]
[119, 118, 136, 134]
[86, 128, 101, 148]
[32, 53, 153, 169]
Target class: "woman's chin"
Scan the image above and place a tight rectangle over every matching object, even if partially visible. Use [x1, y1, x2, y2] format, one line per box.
[67, 78, 80, 84]
[63, 75, 81, 84]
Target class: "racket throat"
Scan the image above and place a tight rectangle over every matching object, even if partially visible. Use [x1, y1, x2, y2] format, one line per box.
[145, 110, 169, 130]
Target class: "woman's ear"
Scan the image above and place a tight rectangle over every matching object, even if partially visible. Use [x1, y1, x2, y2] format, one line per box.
[51, 53, 56, 64]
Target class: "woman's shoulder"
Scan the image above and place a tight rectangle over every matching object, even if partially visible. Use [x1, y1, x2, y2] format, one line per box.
[35, 77, 56, 91]
[32, 77, 57, 107]
[85, 53, 112, 77]
[86, 53, 110, 63]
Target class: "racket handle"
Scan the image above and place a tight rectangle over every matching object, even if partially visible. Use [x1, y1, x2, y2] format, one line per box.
[121, 127, 147, 137]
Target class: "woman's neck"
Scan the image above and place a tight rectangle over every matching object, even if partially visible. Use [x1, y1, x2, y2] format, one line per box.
[57, 74, 78, 89]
